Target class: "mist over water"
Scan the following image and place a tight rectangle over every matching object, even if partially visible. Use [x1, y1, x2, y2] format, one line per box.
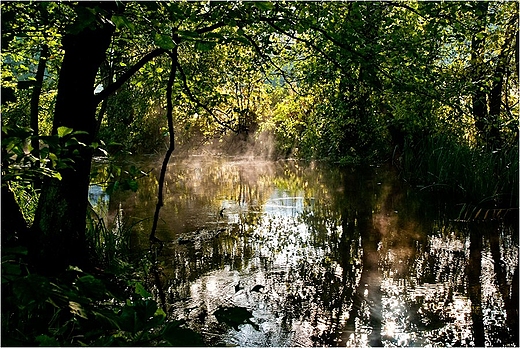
[93, 156, 519, 347]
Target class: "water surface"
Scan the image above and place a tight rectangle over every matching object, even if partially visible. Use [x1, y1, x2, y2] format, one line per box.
[93, 156, 518, 347]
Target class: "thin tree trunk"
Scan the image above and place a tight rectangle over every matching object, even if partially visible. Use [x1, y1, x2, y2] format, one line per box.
[149, 46, 178, 243]
[470, 2, 490, 147]
[30, 44, 48, 160]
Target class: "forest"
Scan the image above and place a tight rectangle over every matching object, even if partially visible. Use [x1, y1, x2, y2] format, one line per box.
[1, 1, 518, 346]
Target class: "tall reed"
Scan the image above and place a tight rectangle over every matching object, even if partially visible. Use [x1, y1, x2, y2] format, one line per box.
[86, 202, 133, 271]
[400, 134, 518, 220]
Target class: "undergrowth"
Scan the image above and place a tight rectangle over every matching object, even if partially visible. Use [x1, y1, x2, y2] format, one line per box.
[2, 196, 204, 347]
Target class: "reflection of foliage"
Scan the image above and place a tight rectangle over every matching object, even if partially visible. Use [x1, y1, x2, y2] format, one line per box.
[106, 157, 517, 346]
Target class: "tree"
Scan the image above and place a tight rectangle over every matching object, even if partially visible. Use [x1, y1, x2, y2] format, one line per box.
[30, 3, 117, 272]
[2, 1, 289, 273]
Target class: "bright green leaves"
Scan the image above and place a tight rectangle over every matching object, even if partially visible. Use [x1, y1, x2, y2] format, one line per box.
[154, 32, 175, 50]
[135, 281, 152, 299]
[254, 2, 275, 11]
[111, 14, 135, 32]
[474, 31, 486, 40]
[2, 125, 60, 183]
[1, 124, 99, 185]
[57, 126, 73, 138]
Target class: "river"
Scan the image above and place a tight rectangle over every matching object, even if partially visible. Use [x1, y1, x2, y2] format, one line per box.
[90, 156, 518, 347]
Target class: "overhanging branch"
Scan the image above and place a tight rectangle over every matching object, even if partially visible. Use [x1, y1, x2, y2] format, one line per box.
[94, 48, 167, 105]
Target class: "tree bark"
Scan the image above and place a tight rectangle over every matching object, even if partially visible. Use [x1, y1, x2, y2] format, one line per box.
[31, 22, 114, 274]
[487, 64, 503, 149]
[470, 2, 490, 147]
[1, 185, 29, 247]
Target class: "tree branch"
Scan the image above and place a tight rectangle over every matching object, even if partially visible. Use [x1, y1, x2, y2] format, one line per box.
[94, 48, 167, 105]
[176, 62, 239, 133]
[241, 33, 302, 96]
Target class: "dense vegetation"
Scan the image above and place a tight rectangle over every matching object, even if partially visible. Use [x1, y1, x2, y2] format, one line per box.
[1, 1, 518, 346]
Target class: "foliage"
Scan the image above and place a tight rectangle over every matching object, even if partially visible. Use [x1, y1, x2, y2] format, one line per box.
[1, 248, 203, 346]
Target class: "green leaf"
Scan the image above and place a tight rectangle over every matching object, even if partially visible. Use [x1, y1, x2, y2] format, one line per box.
[155, 306, 166, 318]
[111, 14, 135, 31]
[254, 2, 274, 11]
[57, 126, 73, 138]
[35, 335, 60, 347]
[65, 138, 79, 147]
[154, 33, 175, 50]
[3, 246, 28, 256]
[475, 32, 486, 40]
[75, 275, 107, 299]
[195, 41, 216, 52]
[135, 282, 152, 299]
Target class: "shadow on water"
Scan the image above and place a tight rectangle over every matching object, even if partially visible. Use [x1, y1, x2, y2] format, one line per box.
[91, 156, 519, 347]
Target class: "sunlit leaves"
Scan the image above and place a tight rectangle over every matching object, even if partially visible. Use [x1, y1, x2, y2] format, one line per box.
[154, 32, 175, 50]
[253, 2, 275, 11]
[111, 14, 135, 32]
[57, 126, 73, 138]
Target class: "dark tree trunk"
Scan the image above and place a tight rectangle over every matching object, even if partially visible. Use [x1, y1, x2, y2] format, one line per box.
[31, 22, 114, 274]
[1, 185, 29, 247]
[488, 59, 505, 149]
[470, 2, 492, 148]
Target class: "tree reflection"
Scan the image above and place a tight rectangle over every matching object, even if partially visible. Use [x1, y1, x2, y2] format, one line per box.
[99, 158, 518, 346]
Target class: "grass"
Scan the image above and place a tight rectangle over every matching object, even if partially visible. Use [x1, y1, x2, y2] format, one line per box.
[400, 133, 519, 221]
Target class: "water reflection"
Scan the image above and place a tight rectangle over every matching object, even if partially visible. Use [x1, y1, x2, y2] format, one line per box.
[100, 156, 518, 347]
